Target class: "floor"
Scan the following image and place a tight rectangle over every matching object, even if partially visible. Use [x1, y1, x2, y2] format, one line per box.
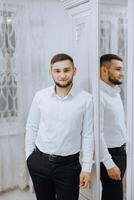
[0, 180, 126, 200]
[0, 188, 90, 200]
[0, 189, 36, 200]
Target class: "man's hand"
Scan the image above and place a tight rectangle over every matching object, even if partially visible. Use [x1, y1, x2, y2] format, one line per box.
[80, 172, 91, 189]
[107, 166, 121, 180]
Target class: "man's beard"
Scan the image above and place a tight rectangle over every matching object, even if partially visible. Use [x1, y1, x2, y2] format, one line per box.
[108, 72, 122, 85]
[54, 79, 73, 88]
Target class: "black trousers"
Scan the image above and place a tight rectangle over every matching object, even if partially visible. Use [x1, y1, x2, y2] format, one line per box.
[100, 145, 127, 200]
[27, 149, 81, 200]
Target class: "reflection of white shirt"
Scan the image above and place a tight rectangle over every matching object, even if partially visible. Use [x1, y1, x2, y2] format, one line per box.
[100, 80, 127, 169]
[25, 85, 94, 172]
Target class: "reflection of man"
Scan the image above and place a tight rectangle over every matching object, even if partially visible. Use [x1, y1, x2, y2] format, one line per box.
[25, 53, 94, 200]
[100, 54, 127, 200]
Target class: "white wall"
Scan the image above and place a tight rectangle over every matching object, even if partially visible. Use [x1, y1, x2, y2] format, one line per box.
[42, 0, 71, 86]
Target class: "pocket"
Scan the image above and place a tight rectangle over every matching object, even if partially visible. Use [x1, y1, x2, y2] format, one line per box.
[70, 160, 82, 173]
[112, 154, 127, 178]
[75, 161, 81, 170]
[26, 150, 34, 163]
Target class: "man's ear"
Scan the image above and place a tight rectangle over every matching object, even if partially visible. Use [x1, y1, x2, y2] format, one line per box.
[49, 67, 52, 75]
[73, 67, 77, 75]
[100, 66, 107, 79]
[101, 65, 107, 73]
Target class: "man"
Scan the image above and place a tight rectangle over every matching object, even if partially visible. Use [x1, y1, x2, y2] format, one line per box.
[25, 53, 94, 200]
[100, 54, 127, 200]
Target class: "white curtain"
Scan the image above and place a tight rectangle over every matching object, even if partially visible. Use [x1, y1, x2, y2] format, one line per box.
[100, 4, 127, 64]
[0, 0, 47, 192]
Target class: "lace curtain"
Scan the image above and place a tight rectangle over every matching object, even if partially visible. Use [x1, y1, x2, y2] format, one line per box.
[0, 0, 46, 192]
[100, 4, 127, 103]
[0, 2, 18, 122]
[100, 6, 127, 64]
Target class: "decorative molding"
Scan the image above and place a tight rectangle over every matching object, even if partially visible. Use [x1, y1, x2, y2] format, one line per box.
[60, 0, 90, 9]
[100, 0, 127, 6]
[75, 22, 85, 41]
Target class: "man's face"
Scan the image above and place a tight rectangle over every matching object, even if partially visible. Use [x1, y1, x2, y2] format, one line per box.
[106, 59, 124, 85]
[50, 60, 76, 88]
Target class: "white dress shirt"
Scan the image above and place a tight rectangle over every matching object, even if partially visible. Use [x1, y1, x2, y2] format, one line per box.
[25, 85, 94, 172]
[100, 80, 127, 169]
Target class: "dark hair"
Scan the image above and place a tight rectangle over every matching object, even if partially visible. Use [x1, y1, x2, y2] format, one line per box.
[100, 54, 123, 67]
[50, 53, 74, 66]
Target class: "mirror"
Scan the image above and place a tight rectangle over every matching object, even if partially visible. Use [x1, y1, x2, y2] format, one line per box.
[99, 0, 128, 200]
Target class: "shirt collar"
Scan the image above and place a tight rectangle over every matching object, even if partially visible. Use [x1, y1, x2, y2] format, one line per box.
[100, 80, 121, 95]
[49, 84, 78, 98]
[68, 84, 78, 97]
[50, 85, 56, 96]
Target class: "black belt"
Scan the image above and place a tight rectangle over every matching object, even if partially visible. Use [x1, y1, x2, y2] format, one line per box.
[108, 143, 126, 154]
[35, 147, 79, 162]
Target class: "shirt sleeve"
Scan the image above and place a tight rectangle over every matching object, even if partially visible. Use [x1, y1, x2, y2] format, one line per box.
[25, 93, 40, 159]
[81, 96, 94, 173]
[100, 97, 116, 169]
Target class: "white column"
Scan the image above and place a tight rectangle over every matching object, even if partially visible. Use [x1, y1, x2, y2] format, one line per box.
[88, 1, 100, 200]
[127, 0, 134, 199]
[60, 1, 99, 200]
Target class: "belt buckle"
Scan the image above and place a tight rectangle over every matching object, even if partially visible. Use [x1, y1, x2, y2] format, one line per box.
[49, 154, 57, 162]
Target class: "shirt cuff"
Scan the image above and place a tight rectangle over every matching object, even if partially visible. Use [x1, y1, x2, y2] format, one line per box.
[103, 158, 116, 169]
[82, 162, 92, 173]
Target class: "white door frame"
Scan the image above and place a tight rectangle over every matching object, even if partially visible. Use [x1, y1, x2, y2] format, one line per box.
[126, 0, 134, 199]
